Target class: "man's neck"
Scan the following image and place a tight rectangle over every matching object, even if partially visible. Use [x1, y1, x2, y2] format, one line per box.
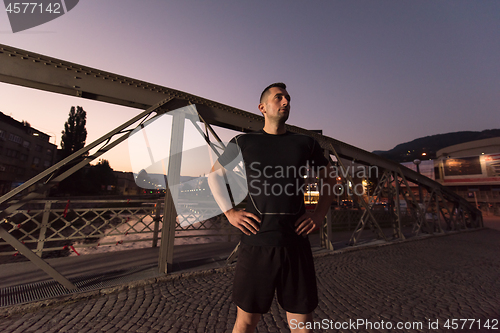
[263, 123, 286, 135]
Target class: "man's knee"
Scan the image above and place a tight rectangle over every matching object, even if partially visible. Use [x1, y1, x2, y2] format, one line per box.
[287, 312, 314, 333]
[233, 307, 261, 333]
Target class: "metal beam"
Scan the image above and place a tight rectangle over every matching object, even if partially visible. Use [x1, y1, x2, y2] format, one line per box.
[0, 44, 264, 133]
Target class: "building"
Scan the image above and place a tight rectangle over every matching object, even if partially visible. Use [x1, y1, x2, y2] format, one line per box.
[114, 171, 144, 196]
[436, 137, 500, 159]
[402, 137, 500, 208]
[435, 137, 500, 207]
[0, 112, 57, 195]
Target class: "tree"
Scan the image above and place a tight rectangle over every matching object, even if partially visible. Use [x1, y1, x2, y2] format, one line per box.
[61, 106, 87, 158]
[56, 106, 88, 195]
[84, 159, 117, 195]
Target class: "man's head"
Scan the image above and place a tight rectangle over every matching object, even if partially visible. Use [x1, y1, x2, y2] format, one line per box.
[259, 82, 288, 104]
[258, 82, 291, 126]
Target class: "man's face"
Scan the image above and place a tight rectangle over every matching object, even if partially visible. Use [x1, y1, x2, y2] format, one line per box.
[259, 87, 291, 123]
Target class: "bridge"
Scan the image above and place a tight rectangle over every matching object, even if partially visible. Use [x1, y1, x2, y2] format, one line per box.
[0, 44, 484, 309]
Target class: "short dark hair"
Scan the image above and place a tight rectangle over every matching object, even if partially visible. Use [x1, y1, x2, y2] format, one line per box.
[260, 82, 287, 103]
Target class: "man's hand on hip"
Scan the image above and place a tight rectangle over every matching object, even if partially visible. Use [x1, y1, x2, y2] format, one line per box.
[294, 212, 321, 236]
[225, 209, 261, 235]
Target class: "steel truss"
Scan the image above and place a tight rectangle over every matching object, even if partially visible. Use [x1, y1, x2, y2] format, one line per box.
[0, 44, 482, 287]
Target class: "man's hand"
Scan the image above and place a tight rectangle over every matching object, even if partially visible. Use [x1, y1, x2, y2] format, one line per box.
[294, 162, 336, 236]
[225, 209, 261, 236]
[294, 212, 321, 236]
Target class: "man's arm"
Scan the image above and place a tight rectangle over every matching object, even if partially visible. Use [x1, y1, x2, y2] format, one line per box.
[208, 161, 261, 235]
[295, 162, 337, 235]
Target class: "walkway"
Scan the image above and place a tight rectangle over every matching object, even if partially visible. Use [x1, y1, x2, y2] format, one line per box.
[0, 218, 499, 332]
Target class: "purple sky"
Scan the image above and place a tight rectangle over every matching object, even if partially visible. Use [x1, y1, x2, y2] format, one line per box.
[1, 1, 499, 172]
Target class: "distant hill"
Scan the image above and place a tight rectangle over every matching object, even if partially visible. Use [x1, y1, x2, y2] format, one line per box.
[373, 129, 500, 163]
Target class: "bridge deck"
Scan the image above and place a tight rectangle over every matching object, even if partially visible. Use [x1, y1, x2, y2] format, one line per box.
[0, 217, 498, 332]
[0, 227, 391, 295]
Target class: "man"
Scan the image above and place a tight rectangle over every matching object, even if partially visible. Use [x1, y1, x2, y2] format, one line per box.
[209, 83, 336, 333]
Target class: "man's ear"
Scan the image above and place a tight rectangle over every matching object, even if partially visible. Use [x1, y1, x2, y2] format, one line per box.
[258, 103, 266, 115]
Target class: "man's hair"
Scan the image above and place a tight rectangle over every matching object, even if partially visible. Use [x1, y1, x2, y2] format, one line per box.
[260, 82, 287, 103]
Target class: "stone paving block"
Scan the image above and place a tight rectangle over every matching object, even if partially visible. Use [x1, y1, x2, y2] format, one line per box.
[127, 324, 141, 332]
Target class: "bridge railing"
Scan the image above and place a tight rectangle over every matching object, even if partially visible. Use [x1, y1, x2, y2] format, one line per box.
[319, 183, 483, 250]
[0, 196, 237, 258]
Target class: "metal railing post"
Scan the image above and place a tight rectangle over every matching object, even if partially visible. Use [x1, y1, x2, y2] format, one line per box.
[152, 199, 161, 248]
[394, 173, 404, 239]
[36, 201, 52, 257]
[158, 110, 185, 274]
[324, 205, 334, 250]
[159, 190, 177, 274]
[435, 193, 443, 233]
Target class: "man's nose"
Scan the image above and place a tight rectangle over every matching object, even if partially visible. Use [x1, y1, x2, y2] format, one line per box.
[281, 97, 289, 106]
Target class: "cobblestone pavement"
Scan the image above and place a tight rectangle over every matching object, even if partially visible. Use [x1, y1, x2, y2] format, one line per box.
[0, 229, 499, 333]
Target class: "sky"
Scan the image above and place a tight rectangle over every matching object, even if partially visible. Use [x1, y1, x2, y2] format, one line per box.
[1, 0, 499, 173]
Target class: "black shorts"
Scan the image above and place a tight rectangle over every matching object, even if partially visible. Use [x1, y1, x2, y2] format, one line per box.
[232, 242, 318, 314]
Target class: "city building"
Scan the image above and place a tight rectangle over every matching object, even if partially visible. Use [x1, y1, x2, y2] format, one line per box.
[0, 111, 57, 195]
[402, 137, 500, 209]
[435, 137, 500, 207]
[114, 171, 144, 196]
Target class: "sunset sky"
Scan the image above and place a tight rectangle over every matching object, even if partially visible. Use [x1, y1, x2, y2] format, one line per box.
[1, 0, 499, 172]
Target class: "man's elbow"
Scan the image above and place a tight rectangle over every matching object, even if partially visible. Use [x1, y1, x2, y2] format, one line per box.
[208, 168, 224, 188]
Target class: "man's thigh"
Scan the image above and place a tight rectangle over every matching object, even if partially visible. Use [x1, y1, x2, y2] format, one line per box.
[232, 244, 280, 314]
[276, 243, 318, 314]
